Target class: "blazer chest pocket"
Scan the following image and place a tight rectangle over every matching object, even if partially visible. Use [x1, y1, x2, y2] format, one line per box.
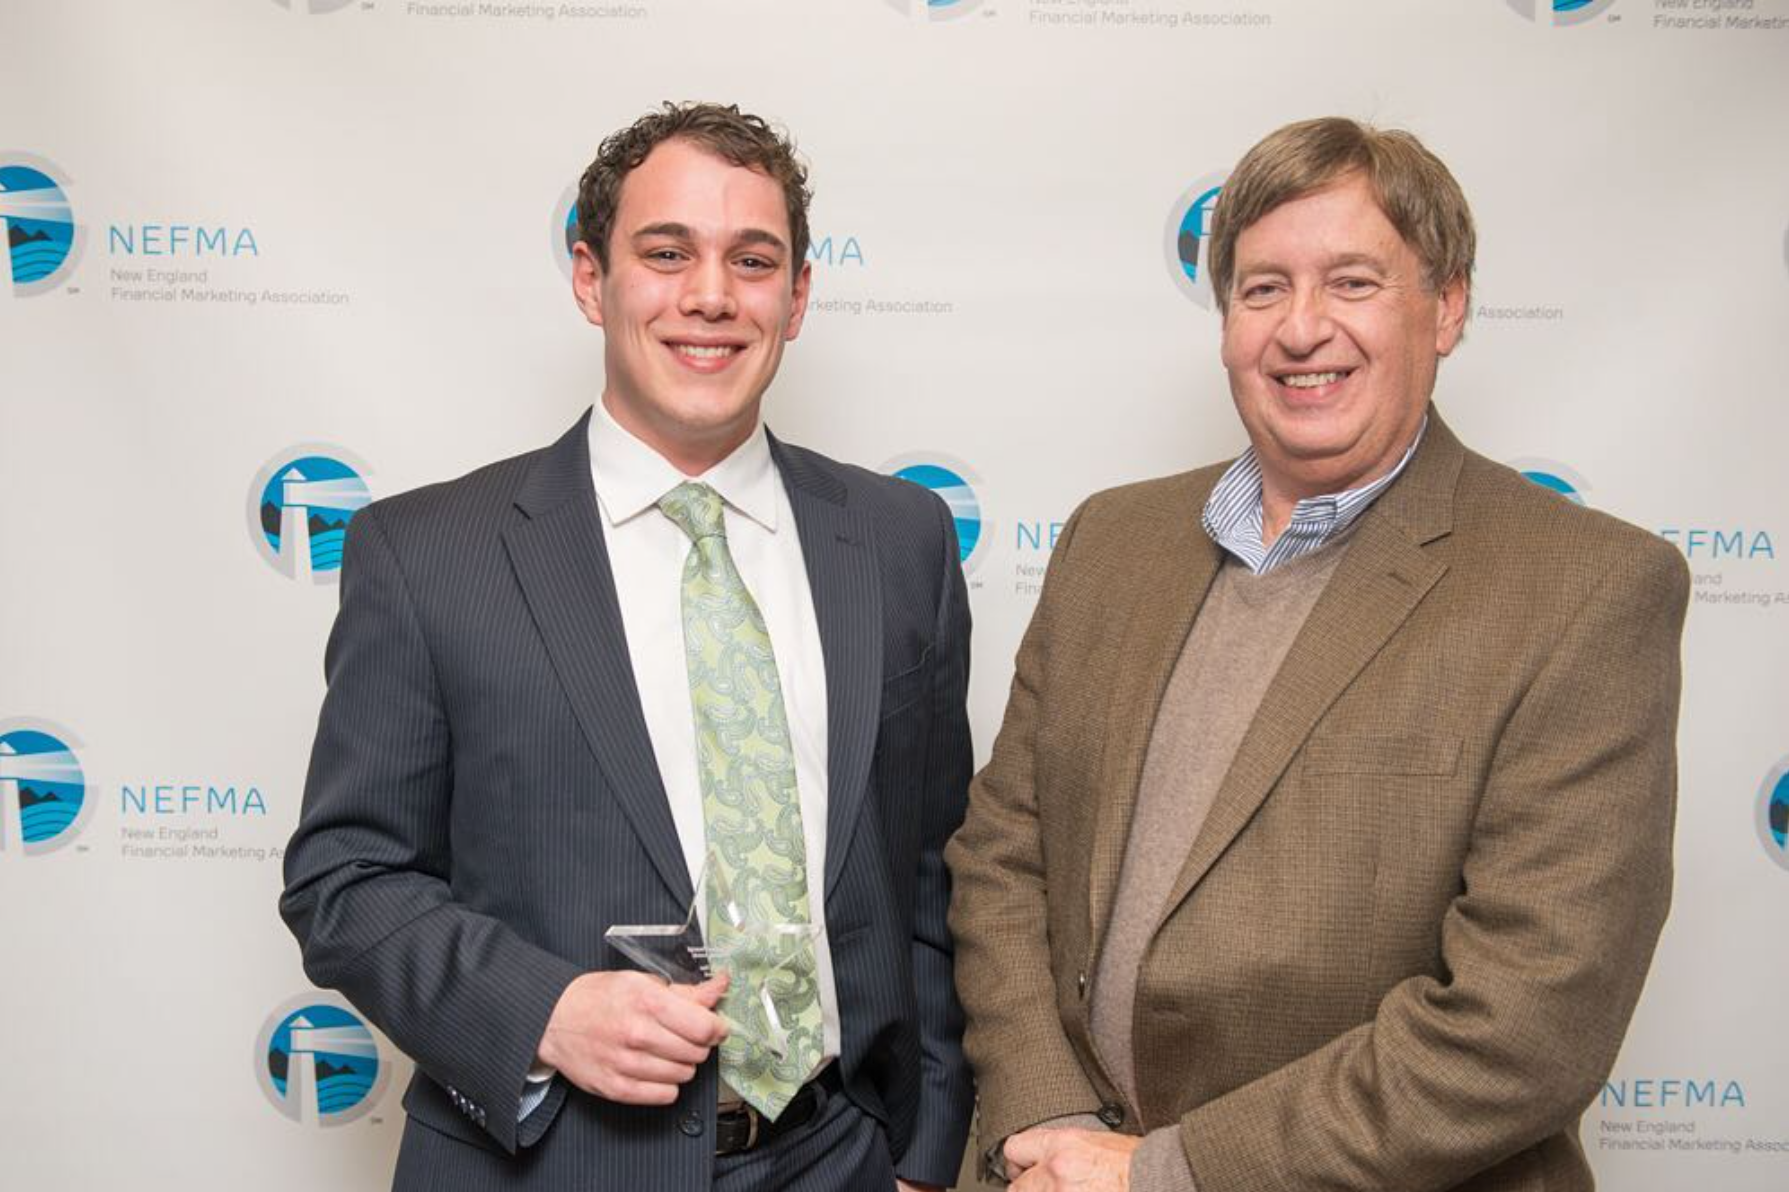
[1302, 731, 1461, 777]
[879, 647, 932, 720]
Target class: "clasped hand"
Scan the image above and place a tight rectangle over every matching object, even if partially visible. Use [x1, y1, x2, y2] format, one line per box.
[1004, 1127, 1140, 1191]
[541, 975, 942, 1192]
[537, 970, 729, 1104]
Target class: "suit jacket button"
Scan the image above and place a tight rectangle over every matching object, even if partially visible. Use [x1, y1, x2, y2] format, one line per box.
[1097, 1103, 1125, 1128]
[679, 1111, 703, 1137]
[1077, 971, 1088, 999]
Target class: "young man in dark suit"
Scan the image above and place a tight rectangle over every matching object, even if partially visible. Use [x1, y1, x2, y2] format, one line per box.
[281, 103, 974, 1192]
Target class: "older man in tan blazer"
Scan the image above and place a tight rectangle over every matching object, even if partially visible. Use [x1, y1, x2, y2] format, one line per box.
[946, 118, 1689, 1192]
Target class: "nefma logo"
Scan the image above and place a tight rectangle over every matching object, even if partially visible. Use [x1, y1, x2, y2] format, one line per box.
[808, 235, 864, 267]
[269, 0, 358, 14]
[107, 223, 258, 258]
[1506, 0, 1618, 24]
[0, 719, 93, 856]
[1163, 174, 1227, 309]
[1507, 458, 1590, 506]
[1659, 527, 1775, 561]
[248, 446, 373, 583]
[553, 183, 579, 280]
[1, 156, 84, 297]
[1759, 757, 1789, 872]
[1600, 1077, 1746, 1109]
[884, 0, 985, 20]
[256, 994, 391, 1125]
[882, 454, 987, 573]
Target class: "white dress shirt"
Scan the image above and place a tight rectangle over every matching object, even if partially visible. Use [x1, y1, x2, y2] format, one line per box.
[587, 399, 841, 1075]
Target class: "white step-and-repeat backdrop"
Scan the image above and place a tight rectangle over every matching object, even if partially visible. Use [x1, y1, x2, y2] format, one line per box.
[5, 0, 1787, 1187]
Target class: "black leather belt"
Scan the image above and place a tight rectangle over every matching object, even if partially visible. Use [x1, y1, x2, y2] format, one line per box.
[713, 1066, 840, 1156]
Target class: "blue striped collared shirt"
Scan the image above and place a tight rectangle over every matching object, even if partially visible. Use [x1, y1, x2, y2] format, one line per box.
[1202, 419, 1427, 574]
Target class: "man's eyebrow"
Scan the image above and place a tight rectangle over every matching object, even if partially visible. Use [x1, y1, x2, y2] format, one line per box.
[630, 222, 694, 241]
[733, 228, 788, 253]
[1234, 250, 1392, 276]
[1326, 251, 1390, 271]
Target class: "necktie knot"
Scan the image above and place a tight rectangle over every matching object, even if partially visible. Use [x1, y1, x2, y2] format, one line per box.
[658, 481, 728, 544]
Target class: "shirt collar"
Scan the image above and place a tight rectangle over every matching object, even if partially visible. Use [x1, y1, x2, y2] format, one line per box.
[1203, 416, 1427, 574]
[588, 400, 780, 533]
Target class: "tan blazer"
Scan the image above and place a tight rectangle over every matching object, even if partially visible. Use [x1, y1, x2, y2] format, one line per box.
[947, 414, 1689, 1192]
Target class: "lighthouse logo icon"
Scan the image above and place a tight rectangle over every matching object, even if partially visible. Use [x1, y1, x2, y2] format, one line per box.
[0, 720, 92, 857]
[255, 994, 391, 1126]
[248, 446, 374, 584]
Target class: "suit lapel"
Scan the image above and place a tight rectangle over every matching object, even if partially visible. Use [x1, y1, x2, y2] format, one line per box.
[770, 436, 882, 900]
[1157, 413, 1464, 921]
[502, 411, 693, 908]
[1086, 478, 1224, 960]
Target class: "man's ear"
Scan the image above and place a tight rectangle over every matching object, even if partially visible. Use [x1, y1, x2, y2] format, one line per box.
[571, 240, 605, 328]
[1435, 275, 1468, 357]
[785, 260, 813, 341]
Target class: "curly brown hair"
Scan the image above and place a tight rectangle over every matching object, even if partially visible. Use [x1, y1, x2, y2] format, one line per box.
[575, 102, 812, 273]
[1209, 117, 1476, 316]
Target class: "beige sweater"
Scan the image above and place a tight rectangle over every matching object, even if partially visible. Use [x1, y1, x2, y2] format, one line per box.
[1098, 542, 1349, 1190]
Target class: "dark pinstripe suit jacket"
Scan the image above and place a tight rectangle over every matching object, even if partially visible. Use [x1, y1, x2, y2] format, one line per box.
[280, 411, 975, 1190]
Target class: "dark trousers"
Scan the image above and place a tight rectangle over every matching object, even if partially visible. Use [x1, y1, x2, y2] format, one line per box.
[714, 1084, 895, 1192]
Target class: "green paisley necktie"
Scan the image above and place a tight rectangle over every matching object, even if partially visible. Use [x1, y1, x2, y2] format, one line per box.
[657, 481, 822, 1120]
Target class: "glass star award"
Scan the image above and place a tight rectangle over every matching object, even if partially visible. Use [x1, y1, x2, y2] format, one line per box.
[604, 856, 821, 1059]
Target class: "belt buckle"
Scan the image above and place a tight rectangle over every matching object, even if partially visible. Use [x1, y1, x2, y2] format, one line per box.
[716, 1100, 765, 1157]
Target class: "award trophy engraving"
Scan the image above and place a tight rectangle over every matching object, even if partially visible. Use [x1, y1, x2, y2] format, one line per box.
[604, 856, 821, 1059]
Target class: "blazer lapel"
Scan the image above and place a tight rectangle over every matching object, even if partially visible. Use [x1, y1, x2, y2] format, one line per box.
[1086, 476, 1224, 961]
[1157, 412, 1465, 920]
[769, 436, 882, 900]
[502, 411, 693, 908]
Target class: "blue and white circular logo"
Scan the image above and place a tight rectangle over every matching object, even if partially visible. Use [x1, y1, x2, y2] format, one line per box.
[883, 0, 985, 20]
[269, 0, 358, 14]
[1505, 0, 1618, 25]
[1759, 758, 1789, 872]
[248, 446, 374, 583]
[883, 454, 987, 573]
[0, 719, 92, 856]
[256, 993, 390, 1125]
[1163, 173, 1228, 309]
[554, 183, 581, 280]
[1, 155, 84, 297]
[1508, 458, 1590, 506]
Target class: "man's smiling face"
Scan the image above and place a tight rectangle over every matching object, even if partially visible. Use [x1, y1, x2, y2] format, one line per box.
[573, 137, 811, 475]
[1220, 171, 1466, 505]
